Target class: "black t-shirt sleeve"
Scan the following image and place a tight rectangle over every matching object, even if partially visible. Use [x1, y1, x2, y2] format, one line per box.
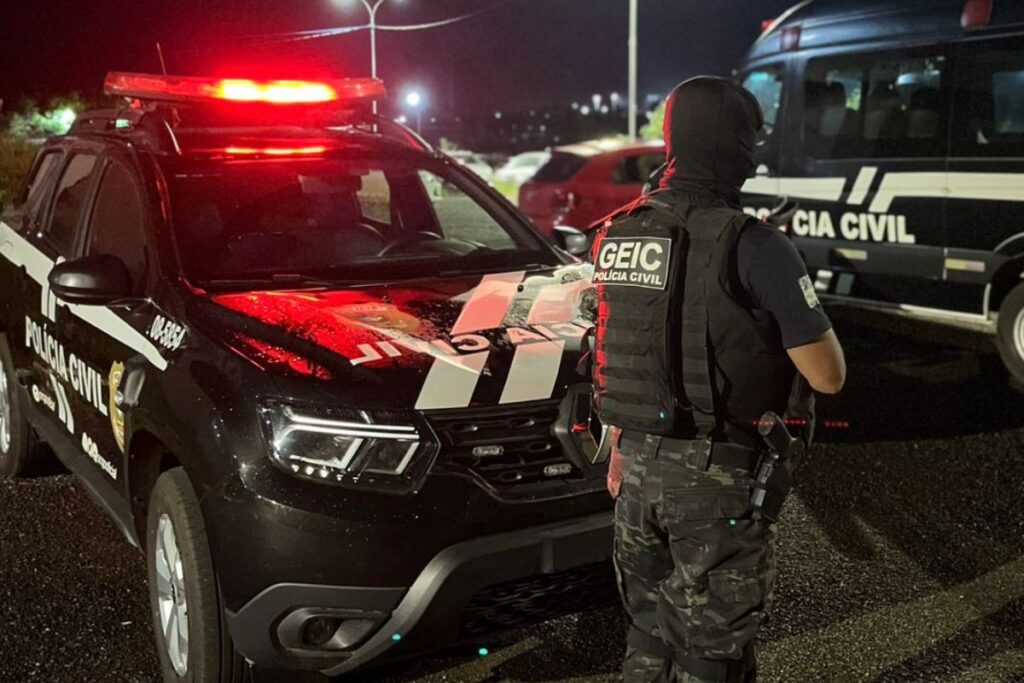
[738, 223, 833, 349]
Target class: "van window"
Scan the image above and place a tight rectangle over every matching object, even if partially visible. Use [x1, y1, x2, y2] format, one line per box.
[956, 41, 1024, 157]
[804, 53, 948, 159]
[742, 68, 785, 142]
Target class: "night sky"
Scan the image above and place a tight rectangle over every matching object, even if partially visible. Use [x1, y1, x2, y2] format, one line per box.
[0, 0, 794, 117]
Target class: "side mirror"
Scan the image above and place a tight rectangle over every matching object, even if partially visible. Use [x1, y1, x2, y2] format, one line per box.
[48, 255, 132, 306]
[552, 225, 590, 257]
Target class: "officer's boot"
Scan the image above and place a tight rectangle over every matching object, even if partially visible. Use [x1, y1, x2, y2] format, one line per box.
[622, 644, 674, 683]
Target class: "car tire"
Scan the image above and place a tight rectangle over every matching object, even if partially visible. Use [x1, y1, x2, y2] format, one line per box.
[996, 282, 1024, 387]
[147, 467, 247, 683]
[0, 333, 37, 480]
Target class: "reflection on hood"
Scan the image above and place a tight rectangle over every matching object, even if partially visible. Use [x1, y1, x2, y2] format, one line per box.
[658, 76, 764, 207]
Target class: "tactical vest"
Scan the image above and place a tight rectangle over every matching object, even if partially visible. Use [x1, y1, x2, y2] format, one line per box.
[591, 195, 799, 444]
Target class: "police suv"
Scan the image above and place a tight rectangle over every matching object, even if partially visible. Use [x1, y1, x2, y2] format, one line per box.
[737, 0, 1024, 382]
[0, 72, 612, 681]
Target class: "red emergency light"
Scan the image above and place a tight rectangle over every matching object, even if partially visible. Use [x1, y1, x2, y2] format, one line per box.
[780, 26, 801, 52]
[961, 0, 993, 28]
[104, 72, 386, 106]
[222, 145, 328, 157]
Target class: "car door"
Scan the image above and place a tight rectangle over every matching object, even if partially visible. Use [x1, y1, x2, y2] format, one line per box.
[946, 36, 1024, 315]
[29, 149, 102, 442]
[784, 46, 952, 309]
[0, 148, 65, 379]
[607, 150, 664, 206]
[61, 153, 154, 485]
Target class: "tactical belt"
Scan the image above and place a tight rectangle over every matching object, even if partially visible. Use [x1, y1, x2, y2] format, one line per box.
[618, 430, 760, 474]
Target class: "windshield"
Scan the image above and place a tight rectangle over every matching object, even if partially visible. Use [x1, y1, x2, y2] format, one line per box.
[164, 150, 555, 287]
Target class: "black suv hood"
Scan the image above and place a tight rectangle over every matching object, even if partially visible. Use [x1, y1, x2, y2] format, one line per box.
[199, 265, 597, 411]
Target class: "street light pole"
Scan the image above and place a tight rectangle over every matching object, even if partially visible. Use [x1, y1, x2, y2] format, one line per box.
[350, 0, 390, 112]
[628, 0, 638, 139]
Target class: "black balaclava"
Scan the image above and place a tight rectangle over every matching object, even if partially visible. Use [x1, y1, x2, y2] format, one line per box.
[657, 76, 764, 208]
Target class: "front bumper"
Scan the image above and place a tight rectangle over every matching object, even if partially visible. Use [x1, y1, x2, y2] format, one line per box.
[224, 510, 614, 674]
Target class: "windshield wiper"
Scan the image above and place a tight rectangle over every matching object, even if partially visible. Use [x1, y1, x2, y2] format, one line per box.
[202, 273, 355, 290]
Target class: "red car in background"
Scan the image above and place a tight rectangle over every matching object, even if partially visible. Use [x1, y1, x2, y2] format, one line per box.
[518, 139, 665, 236]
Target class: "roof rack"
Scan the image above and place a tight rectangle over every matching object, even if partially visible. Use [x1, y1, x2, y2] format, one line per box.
[66, 72, 428, 156]
[69, 103, 429, 156]
[70, 106, 181, 152]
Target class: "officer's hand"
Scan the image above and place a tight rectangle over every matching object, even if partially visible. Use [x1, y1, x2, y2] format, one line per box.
[606, 427, 625, 498]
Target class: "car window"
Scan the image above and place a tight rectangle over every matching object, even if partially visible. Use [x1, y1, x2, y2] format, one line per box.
[86, 161, 148, 294]
[357, 170, 392, 225]
[165, 152, 553, 286]
[47, 153, 98, 255]
[21, 151, 62, 233]
[533, 153, 587, 182]
[742, 67, 785, 143]
[418, 170, 515, 250]
[611, 153, 665, 185]
[955, 39, 1024, 157]
[804, 52, 948, 159]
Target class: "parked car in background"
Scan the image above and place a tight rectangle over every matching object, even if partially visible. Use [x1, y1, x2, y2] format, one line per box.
[495, 151, 552, 186]
[447, 150, 496, 184]
[518, 139, 665, 236]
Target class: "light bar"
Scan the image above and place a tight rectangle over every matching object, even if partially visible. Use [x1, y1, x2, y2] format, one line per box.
[104, 72, 386, 105]
[222, 145, 329, 157]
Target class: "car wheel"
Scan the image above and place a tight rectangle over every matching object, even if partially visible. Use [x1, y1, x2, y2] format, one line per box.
[996, 282, 1024, 387]
[147, 468, 247, 683]
[0, 333, 36, 480]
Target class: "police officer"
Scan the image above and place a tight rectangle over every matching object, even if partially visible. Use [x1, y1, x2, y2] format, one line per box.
[592, 76, 846, 682]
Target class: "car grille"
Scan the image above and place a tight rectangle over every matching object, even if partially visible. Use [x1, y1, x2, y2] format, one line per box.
[460, 561, 619, 637]
[427, 401, 588, 500]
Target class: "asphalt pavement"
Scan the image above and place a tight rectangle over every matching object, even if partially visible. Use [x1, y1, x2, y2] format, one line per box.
[2, 305, 1024, 683]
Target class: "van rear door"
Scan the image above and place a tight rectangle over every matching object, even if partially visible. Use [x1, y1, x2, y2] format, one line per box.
[783, 47, 952, 310]
[946, 36, 1024, 315]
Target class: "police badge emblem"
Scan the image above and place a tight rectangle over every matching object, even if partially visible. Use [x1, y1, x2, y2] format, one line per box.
[798, 275, 820, 309]
[108, 361, 126, 453]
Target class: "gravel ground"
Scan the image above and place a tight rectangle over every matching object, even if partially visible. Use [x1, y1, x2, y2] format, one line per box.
[2, 306, 1024, 683]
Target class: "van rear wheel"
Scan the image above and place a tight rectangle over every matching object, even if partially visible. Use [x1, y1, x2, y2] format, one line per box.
[996, 283, 1024, 387]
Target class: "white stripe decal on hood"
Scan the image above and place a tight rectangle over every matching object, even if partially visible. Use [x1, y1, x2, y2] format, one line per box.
[450, 271, 525, 335]
[500, 339, 565, 405]
[413, 271, 526, 410]
[526, 278, 589, 326]
[0, 220, 168, 371]
[415, 351, 489, 410]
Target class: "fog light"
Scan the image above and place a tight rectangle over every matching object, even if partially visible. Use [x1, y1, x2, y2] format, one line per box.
[543, 463, 573, 477]
[303, 617, 342, 647]
[301, 617, 380, 651]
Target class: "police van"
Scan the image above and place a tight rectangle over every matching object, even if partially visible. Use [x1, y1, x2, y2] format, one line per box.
[0, 72, 610, 681]
[737, 0, 1024, 383]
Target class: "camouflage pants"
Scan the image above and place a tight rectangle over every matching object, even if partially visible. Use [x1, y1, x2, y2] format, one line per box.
[613, 432, 777, 683]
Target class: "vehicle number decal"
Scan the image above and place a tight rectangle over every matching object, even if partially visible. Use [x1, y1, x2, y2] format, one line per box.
[148, 315, 187, 351]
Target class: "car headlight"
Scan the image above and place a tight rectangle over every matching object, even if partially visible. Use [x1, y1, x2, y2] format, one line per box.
[259, 399, 437, 493]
